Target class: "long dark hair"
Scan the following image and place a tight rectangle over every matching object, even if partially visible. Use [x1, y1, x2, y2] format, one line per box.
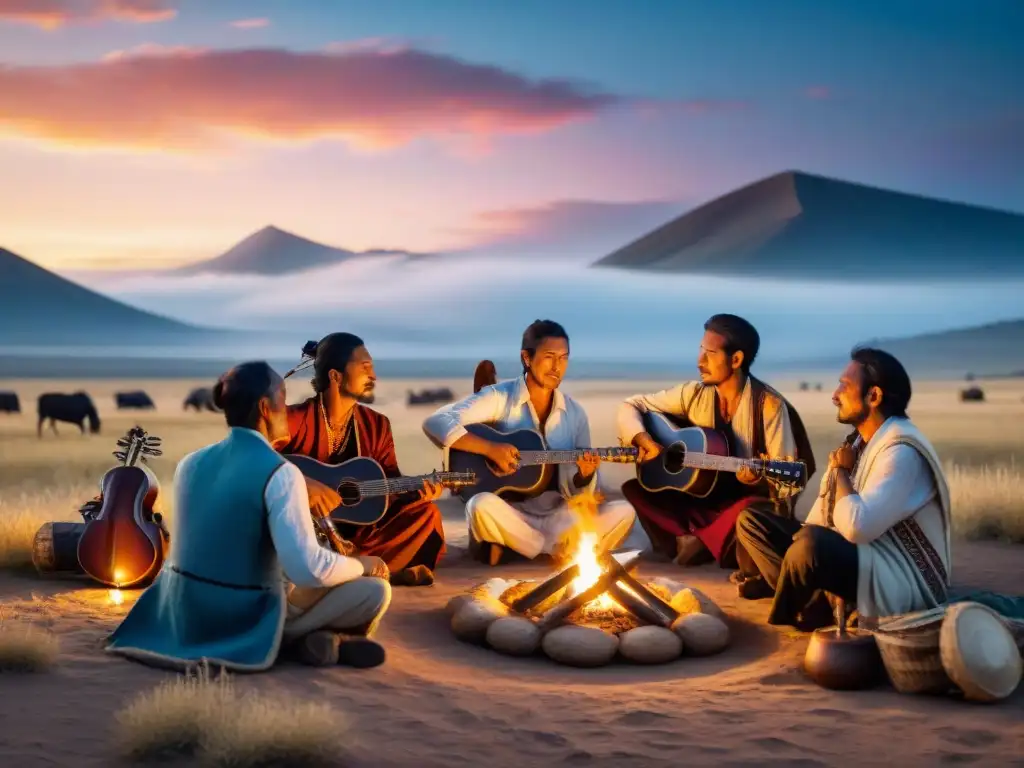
[850, 346, 911, 419]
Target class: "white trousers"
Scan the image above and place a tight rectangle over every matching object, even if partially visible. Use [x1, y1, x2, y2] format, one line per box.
[465, 491, 637, 559]
[283, 577, 392, 640]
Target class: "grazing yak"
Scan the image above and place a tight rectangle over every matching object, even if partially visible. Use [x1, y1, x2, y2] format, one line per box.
[115, 390, 156, 409]
[183, 386, 219, 412]
[406, 387, 456, 406]
[960, 386, 985, 402]
[37, 392, 101, 437]
[0, 391, 19, 414]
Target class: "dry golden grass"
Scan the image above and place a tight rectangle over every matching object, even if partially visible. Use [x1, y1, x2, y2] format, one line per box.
[0, 608, 60, 672]
[0, 375, 1022, 571]
[115, 663, 348, 766]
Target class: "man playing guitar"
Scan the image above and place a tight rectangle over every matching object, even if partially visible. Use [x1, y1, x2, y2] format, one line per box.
[422, 320, 637, 566]
[617, 313, 812, 580]
[280, 333, 445, 587]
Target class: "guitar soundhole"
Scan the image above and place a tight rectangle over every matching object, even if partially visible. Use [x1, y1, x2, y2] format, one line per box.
[337, 481, 362, 506]
[664, 444, 686, 473]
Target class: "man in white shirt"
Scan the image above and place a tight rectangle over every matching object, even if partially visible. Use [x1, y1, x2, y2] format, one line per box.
[422, 320, 636, 565]
[106, 362, 393, 671]
[734, 348, 951, 630]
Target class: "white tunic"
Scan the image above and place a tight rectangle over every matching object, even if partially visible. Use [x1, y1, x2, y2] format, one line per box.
[805, 417, 951, 619]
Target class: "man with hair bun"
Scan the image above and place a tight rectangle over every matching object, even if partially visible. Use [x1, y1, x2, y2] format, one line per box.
[106, 361, 392, 670]
[280, 333, 446, 587]
[617, 313, 813, 573]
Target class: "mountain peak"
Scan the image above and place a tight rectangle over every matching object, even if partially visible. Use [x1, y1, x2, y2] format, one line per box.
[174, 225, 356, 276]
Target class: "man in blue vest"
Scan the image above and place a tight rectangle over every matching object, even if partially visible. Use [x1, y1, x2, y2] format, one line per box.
[106, 361, 392, 670]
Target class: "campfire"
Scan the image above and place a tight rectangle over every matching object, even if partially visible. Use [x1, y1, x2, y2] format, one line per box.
[449, 491, 733, 667]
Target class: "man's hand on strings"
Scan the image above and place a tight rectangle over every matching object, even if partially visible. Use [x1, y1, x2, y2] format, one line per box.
[418, 478, 444, 502]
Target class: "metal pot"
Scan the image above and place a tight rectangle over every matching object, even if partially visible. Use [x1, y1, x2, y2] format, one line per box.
[803, 598, 885, 690]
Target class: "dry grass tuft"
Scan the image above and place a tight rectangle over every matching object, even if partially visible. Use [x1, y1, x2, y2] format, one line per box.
[0, 610, 60, 672]
[115, 663, 348, 766]
[947, 462, 1024, 543]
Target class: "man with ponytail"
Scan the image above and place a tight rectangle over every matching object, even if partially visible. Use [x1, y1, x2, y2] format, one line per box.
[280, 333, 446, 587]
[106, 361, 392, 670]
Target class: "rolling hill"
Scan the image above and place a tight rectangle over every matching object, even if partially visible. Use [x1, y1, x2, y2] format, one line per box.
[0, 247, 229, 346]
[593, 171, 1024, 280]
[173, 225, 428, 276]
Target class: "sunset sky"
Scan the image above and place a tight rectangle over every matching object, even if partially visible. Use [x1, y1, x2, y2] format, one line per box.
[2, 0, 1022, 271]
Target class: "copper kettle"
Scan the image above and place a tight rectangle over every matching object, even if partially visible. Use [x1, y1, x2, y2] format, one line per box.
[803, 598, 885, 690]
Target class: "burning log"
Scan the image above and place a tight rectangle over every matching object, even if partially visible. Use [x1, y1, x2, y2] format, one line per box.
[606, 583, 673, 628]
[535, 567, 623, 634]
[510, 564, 580, 614]
[601, 554, 680, 627]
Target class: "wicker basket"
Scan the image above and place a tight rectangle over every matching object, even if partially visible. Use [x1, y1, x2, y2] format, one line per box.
[873, 607, 953, 695]
[875, 605, 1024, 695]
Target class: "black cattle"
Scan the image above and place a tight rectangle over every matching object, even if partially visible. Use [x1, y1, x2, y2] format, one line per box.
[960, 386, 985, 402]
[116, 390, 155, 410]
[0, 391, 19, 413]
[183, 386, 219, 412]
[37, 392, 101, 437]
[407, 387, 455, 406]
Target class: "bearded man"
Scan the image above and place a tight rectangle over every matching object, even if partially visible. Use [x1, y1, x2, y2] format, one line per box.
[106, 362, 391, 670]
[280, 333, 445, 587]
[735, 347, 952, 630]
[617, 314, 811, 569]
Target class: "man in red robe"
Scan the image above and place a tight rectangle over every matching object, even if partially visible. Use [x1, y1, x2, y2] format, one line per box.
[279, 333, 445, 587]
[616, 314, 812, 586]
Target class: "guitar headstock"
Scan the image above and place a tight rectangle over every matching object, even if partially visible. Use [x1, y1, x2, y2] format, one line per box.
[113, 425, 163, 466]
[763, 459, 807, 488]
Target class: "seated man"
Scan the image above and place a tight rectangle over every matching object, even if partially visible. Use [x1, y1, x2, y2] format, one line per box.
[106, 362, 392, 671]
[422, 320, 636, 565]
[617, 314, 810, 568]
[280, 333, 445, 587]
[735, 347, 951, 631]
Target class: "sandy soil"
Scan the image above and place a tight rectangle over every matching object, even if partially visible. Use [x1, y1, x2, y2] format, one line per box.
[1, 376, 1022, 766]
[0, 508, 1021, 768]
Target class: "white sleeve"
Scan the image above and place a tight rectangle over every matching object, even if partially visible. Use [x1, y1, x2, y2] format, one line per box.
[421, 385, 507, 448]
[265, 462, 364, 587]
[616, 383, 689, 445]
[831, 445, 934, 545]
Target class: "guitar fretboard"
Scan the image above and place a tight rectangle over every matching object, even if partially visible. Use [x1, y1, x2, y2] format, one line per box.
[517, 447, 639, 466]
[355, 472, 475, 498]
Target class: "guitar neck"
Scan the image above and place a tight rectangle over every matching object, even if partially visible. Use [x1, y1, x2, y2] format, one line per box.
[682, 453, 758, 473]
[357, 472, 468, 498]
[517, 447, 638, 466]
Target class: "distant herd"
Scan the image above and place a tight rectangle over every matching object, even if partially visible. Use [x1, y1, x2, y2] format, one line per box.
[0, 381, 467, 438]
[0, 361, 995, 438]
[0, 386, 221, 437]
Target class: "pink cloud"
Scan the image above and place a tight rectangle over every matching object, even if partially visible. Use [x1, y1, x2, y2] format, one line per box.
[0, 46, 630, 153]
[805, 85, 831, 100]
[229, 17, 269, 30]
[0, 0, 176, 29]
[455, 198, 685, 255]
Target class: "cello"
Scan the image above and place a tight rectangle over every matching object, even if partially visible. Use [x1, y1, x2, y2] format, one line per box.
[77, 426, 170, 588]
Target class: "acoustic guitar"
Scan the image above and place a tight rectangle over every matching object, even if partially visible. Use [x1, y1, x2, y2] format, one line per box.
[285, 454, 475, 526]
[635, 411, 807, 497]
[445, 423, 638, 502]
[77, 426, 170, 588]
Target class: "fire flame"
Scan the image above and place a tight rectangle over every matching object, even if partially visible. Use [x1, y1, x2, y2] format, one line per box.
[566, 489, 617, 610]
[570, 531, 616, 609]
